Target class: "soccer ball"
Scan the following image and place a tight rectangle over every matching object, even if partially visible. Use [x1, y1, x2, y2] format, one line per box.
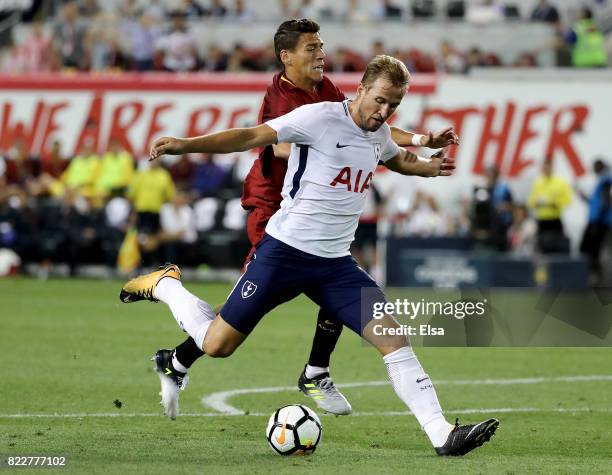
[266, 404, 322, 455]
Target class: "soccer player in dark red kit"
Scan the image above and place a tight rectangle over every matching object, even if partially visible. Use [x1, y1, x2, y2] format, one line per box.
[144, 19, 458, 419]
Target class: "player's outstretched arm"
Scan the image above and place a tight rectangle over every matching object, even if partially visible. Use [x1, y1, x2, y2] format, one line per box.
[384, 148, 456, 177]
[150, 124, 278, 160]
[390, 126, 459, 149]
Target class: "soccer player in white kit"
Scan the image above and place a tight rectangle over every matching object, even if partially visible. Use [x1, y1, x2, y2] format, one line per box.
[122, 55, 499, 455]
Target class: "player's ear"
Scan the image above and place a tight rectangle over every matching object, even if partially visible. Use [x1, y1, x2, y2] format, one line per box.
[280, 50, 292, 67]
[356, 83, 365, 98]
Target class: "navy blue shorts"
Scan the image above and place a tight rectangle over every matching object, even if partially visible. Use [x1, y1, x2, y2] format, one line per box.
[220, 234, 386, 335]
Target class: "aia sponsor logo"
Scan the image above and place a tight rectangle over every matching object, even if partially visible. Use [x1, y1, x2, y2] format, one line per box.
[330, 167, 373, 193]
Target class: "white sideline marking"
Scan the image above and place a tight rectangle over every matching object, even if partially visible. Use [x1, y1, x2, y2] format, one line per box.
[201, 375, 612, 415]
[2, 375, 611, 419]
[1, 407, 612, 419]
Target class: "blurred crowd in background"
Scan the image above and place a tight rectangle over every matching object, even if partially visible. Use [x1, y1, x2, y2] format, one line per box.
[1, 137, 610, 283]
[0, 0, 610, 283]
[0, 0, 611, 74]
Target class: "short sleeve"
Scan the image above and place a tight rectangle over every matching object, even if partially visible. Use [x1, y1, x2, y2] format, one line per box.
[379, 127, 400, 163]
[265, 103, 327, 145]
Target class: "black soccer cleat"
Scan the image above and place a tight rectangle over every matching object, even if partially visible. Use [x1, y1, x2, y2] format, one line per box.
[152, 349, 189, 420]
[435, 418, 499, 456]
[153, 349, 188, 389]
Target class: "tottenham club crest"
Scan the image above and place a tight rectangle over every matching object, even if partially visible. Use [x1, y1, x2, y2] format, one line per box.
[241, 280, 257, 299]
[373, 142, 382, 162]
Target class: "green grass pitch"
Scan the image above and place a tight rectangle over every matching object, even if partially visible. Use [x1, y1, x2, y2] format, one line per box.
[1, 277, 611, 474]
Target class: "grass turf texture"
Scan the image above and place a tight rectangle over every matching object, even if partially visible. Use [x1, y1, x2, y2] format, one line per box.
[1, 277, 611, 474]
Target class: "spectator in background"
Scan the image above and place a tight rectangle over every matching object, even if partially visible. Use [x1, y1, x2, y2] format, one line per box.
[578, 159, 611, 283]
[84, 12, 127, 71]
[436, 40, 466, 73]
[507, 204, 537, 257]
[191, 155, 228, 198]
[203, 43, 229, 71]
[167, 155, 196, 191]
[183, 0, 207, 18]
[119, 0, 142, 20]
[257, 42, 279, 71]
[227, 43, 261, 71]
[530, 0, 559, 24]
[399, 191, 450, 237]
[513, 51, 538, 67]
[1, 139, 38, 202]
[53, 1, 87, 69]
[527, 159, 573, 253]
[59, 192, 105, 275]
[59, 138, 101, 199]
[381, 0, 402, 20]
[466, 0, 504, 24]
[277, 0, 292, 19]
[566, 7, 607, 68]
[95, 138, 135, 198]
[101, 190, 132, 267]
[368, 39, 386, 61]
[158, 191, 198, 264]
[464, 46, 485, 72]
[145, 0, 167, 21]
[78, 0, 100, 18]
[41, 140, 69, 179]
[0, 36, 28, 74]
[128, 160, 176, 265]
[128, 160, 175, 234]
[33, 140, 69, 198]
[553, 28, 573, 67]
[330, 47, 364, 72]
[122, 13, 161, 71]
[209, 0, 228, 18]
[20, 22, 53, 72]
[227, 0, 256, 23]
[293, 0, 319, 20]
[155, 11, 199, 72]
[471, 165, 513, 250]
[344, 0, 374, 23]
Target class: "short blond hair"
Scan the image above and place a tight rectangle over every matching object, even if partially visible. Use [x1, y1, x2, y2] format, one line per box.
[360, 55, 410, 90]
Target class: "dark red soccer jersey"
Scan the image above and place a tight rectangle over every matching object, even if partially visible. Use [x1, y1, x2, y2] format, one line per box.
[241, 73, 346, 214]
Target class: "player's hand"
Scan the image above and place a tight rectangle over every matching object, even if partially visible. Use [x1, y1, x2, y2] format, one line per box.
[149, 136, 188, 161]
[429, 149, 456, 177]
[422, 127, 459, 149]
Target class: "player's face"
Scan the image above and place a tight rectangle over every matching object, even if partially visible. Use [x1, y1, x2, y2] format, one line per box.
[356, 77, 405, 132]
[286, 32, 326, 84]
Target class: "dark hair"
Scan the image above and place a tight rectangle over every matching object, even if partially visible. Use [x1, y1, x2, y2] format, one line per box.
[361, 55, 410, 90]
[274, 19, 320, 63]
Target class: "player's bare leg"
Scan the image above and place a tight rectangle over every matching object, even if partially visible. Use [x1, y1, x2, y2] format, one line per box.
[202, 314, 248, 357]
[362, 315, 499, 456]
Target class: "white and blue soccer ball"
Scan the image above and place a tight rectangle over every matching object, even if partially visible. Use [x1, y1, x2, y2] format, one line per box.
[266, 404, 322, 455]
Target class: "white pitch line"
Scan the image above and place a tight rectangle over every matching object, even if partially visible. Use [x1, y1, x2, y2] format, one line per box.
[2, 407, 612, 419]
[201, 375, 612, 415]
[2, 375, 611, 420]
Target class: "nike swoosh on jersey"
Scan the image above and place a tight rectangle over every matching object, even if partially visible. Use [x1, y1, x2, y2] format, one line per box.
[336, 142, 351, 148]
[416, 376, 430, 383]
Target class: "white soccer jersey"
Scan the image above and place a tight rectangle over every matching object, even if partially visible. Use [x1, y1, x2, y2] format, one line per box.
[265, 100, 400, 258]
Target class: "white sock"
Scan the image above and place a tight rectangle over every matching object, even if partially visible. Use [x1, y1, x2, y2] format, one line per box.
[383, 347, 453, 447]
[171, 352, 188, 373]
[305, 365, 329, 379]
[155, 278, 215, 350]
